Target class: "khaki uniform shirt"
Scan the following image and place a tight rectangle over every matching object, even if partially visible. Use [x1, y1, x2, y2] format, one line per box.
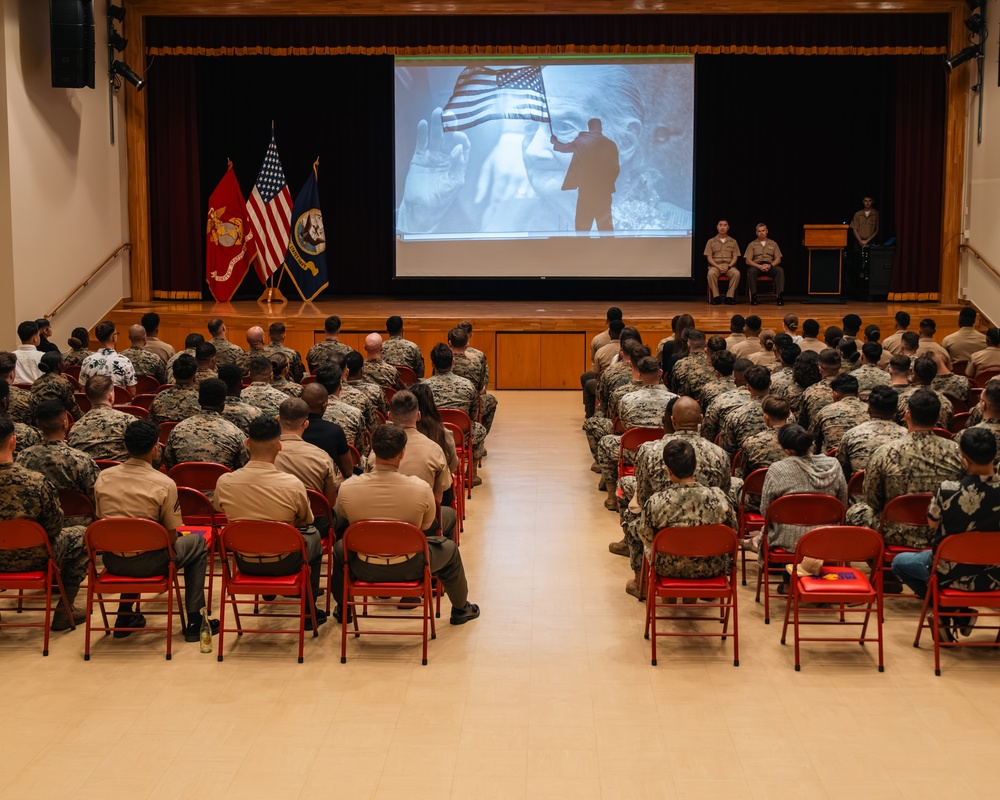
[334, 463, 435, 530]
[593, 340, 621, 375]
[942, 327, 987, 363]
[916, 337, 948, 360]
[882, 331, 906, 356]
[744, 239, 783, 265]
[145, 337, 175, 364]
[275, 434, 338, 503]
[397, 426, 452, 495]
[94, 458, 183, 531]
[798, 337, 825, 355]
[730, 337, 763, 360]
[850, 209, 879, 242]
[704, 236, 740, 268]
[967, 347, 1000, 378]
[590, 329, 612, 363]
[725, 333, 747, 351]
[214, 461, 313, 526]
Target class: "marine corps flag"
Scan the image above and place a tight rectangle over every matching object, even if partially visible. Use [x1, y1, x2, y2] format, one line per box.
[205, 163, 257, 302]
[283, 159, 329, 302]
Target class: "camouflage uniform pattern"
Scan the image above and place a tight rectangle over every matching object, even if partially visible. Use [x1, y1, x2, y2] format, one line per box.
[120, 346, 167, 385]
[0, 462, 87, 594]
[307, 339, 354, 373]
[149, 385, 202, 425]
[702, 387, 751, 443]
[797, 377, 835, 431]
[194, 367, 219, 384]
[719, 396, 767, 456]
[598, 361, 631, 414]
[422, 373, 488, 460]
[165, 348, 196, 383]
[162, 411, 249, 471]
[584, 379, 639, 459]
[349, 379, 389, 418]
[852, 364, 891, 400]
[812, 395, 869, 453]
[699, 376, 736, 411]
[67, 405, 131, 462]
[846, 430, 965, 547]
[671, 352, 716, 401]
[381, 336, 425, 378]
[240, 382, 289, 417]
[769, 372, 806, 416]
[16, 440, 100, 525]
[894, 386, 954, 430]
[836, 419, 906, 478]
[222, 396, 262, 434]
[271, 376, 304, 398]
[13, 422, 42, 455]
[740, 427, 785, 478]
[62, 347, 92, 367]
[636, 484, 736, 578]
[7, 384, 33, 424]
[211, 338, 248, 373]
[596, 385, 675, 485]
[262, 343, 305, 382]
[339, 383, 380, 434]
[29, 373, 83, 422]
[953, 419, 1000, 470]
[362, 358, 404, 390]
[931, 373, 971, 405]
[451, 353, 497, 432]
[323, 396, 367, 453]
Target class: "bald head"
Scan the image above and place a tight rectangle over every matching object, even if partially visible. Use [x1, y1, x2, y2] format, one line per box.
[670, 396, 703, 430]
[246, 326, 265, 348]
[301, 382, 329, 414]
[128, 324, 146, 346]
[364, 333, 384, 358]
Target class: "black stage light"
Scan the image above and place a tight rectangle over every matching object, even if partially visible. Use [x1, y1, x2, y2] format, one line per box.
[109, 30, 127, 51]
[107, 4, 125, 21]
[111, 59, 144, 90]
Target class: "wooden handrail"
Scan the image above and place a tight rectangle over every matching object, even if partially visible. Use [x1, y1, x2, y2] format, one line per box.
[960, 242, 1000, 284]
[47, 243, 131, 319]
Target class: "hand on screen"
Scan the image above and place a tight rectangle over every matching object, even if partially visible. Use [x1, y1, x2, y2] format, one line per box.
[400, 107, 471, 232]
[474, 132, 531, 205]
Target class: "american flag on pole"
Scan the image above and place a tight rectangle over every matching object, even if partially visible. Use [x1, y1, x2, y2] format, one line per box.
[441, 66, 550, 132]
[246, 129, 293, 283]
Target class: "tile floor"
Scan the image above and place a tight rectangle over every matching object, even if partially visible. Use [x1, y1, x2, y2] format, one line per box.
[2, 391, 1000, 799]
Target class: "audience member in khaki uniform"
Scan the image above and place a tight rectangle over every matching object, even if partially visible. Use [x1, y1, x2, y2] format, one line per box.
[704, 220, 741, 304]
[915, 318, 949, 360]
[943, 308, 987, 363]
[593, 319, 625, 375]
[797, 318, 826, 355]
[275, 397, 338, 509]
[967, 327, 1000, 378]
[882, 311, 910, 356]
[730, 315, 763, 359]
[141, 312, 175, 364]
[744, 223, 785, 305]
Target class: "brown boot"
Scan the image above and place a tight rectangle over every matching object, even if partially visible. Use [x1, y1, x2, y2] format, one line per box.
[625, 570, 645, 600]
[604, 485, 619, 512]
[590, 461, 602, 474]
[598, 476, 606, 492]
[51, 601, 86, 631]
[608, 539, 629, 557]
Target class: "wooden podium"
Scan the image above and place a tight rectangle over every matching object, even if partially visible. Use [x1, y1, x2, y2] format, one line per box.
[803, 224, 849, 295]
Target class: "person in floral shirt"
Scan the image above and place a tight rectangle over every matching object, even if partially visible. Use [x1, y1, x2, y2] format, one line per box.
[79, 321, 136, 398]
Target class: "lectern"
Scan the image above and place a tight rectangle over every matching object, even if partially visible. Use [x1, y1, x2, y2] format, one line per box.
[803, 224, 849, 295]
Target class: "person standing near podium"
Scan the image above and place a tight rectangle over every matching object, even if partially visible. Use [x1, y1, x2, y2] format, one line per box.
[704, 220, 741, 305]
[846, 196, 879, 297]
[744, 223, 784, 306]
[850, 196, 879, 249]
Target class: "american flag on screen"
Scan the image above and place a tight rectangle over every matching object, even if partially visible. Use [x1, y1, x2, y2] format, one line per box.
[441, 66, 550, 132]
[246, 130, 293, 282]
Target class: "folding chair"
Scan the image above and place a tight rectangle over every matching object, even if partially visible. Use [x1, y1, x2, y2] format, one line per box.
[300, 375, 317, 386]
[383, 386, 397, 406]
[441, 422, 466, 534]
[748, 273, 776, 305]
[135, 375, 161, 395]
[913, 530, 1000, 675]
[707, 272, 735, 303]
[0, 519, 77, 655]
[440, 409, 475, 498]
[63, 373, 81, 391]
[158, 421, 178, 446]
[130, 393, 158, 411]
[347, 443, 361, 469]
[307, 489, 335, 614]
[74, 392, 91, 413]
[58, 489, 95, 524]
[950, 412, 971, 434]
[848, 469, 865, 503]
[933, 427, 955, 441]
[395, 365, 417, 386]
[340, 520, 435, 665]
[970, 387, 983, 406]
[167, 462, 232, 498]
[737, 468, 769, 586]
[879, 493, 932, 600]
[975, 369, 1000, 388]
[780, 525, 884, 672]
[175, 487, 221, 614]
[755, 494, 846, 624]
[111, 385, 133, 406]
[84, 518, 184, 660]
[949, 398, 969, 415]
[617, 427, 663, 480]
[218, 521, 318, 663]
[64, 364, 81, 381]
[644, 524, 740, 667]
[117, 405, 148, 420]
[951, 359, 968, 377]
[156, 383, 174, 394]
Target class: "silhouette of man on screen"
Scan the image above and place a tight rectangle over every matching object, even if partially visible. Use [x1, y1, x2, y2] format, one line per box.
[551, 118, 620, 233]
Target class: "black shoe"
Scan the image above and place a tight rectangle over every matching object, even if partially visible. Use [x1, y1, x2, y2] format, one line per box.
[776, 294, 785, 306]
[305, 608, 328, 630]
[333, 606, 353, 624]
[725, 297, 736, 305]
[261, 594, 276, 601]
[113, 613, 146, 639]
[397, 597, 421, 610]
[750, 297, 759, 306]
[710, 296, 722, 305]
[183, 616, 220, 643]
[955, 608, 977, 637]
[450, 602, 481, 625]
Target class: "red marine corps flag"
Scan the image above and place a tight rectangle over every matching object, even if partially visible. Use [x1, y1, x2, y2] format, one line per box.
[205, 162, 257, 302]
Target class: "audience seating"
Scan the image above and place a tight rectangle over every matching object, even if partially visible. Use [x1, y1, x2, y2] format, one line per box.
[878, 493, 932, 600]
[175, 487, 221, 614]
[157, 421, 178, 446]
[748, 274, 776, 304]
[64, 364, 81, 381]
[617, 427, 664, 480]
[74, 392, 91, 413]
[63, 373, 81, 391]
[951, 359, 968, 377]
[442, 421, 467, 529]
[975, 369, 1000, 388]
[440, 409, 475, 498]
[737, 468, 768, 586]
[951, 412, 971, 433]
[306, 489, 336, 614]
[848, 470, 865, 503]
[395, 365, 417, 386]
[130, 393, 158, 410]
[135, 375, 161, 394]
[117, 405, 149, 420]
[933, 427, 955, 441]
[111, 386, 132, 406]
[58, 489, 95, 523]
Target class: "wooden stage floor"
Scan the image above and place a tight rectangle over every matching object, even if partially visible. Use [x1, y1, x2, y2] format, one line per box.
[108, 297, 967, 390]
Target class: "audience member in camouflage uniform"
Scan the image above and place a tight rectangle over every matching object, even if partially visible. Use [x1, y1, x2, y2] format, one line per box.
[701, 359, 753, 443]
[269, 352, 304, 398]
[362, 333, 405, 390]
[62, 327, 94, 367]
[0, 415, 87, 629]
[852, 342, 892, 400]
[739, 396, 790, 517]
[838, 338, 862, 374]
[894, 354, 954, 430]
[699, 350, 738, 411]
[449, 326, 498, 432]
[0, 381, 41, 455]
[929, 351, 971, 405]
[671, 330, 716, 402]
[243, 325, 271, 373]
[149, 355, 202, 424]
[718, 365, 772, 456]
[458, 320, 488, 371]
[424, 344, 487, 462]
[584, 341, 642, 461]
[632, 439, 737, 598]
[338, 370, 380, 438]
[240, 357, 290, 418]
[955, 379, 1000, 469]
[120, 324, 167, 385]
[208, 317, 248, 373]
[29, 352, 83, 423]
[812, 373, 869, 453]
[596, 329, 641, 415]
[316, 364, 368, 455]
[162, 379, 249, 471]
[217, 363, 261, 435]
[796, 348, 841, 431]
[67, 376, 132, 462]
[1, 354, 33, 425]
[836, 385, 906, 479]
[771, 347, 817, 417]
[382, 315, 425, 378]
[262, 322, 305, 382]
[165, 333, 203, 383]
[343, 350, 389, 419]
[846, 389, 964, 547]
[307, 315, 354, 373]
[193, 341, 219, 384]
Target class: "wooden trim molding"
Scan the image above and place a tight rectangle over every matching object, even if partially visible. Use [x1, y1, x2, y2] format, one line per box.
[124, 8, 151, 303]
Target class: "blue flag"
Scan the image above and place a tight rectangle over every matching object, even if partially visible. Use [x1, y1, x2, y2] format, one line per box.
[283, 160, 329, 301]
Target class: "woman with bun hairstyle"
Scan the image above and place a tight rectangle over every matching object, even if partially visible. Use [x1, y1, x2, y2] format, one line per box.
[63, 328, 93, 367]
[29, 351, 83, 422]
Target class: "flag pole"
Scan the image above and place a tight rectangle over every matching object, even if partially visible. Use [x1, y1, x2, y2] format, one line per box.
[536, 65, 554, 138]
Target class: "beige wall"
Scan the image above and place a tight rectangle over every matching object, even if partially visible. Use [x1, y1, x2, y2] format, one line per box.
[1, 0, 129, 350]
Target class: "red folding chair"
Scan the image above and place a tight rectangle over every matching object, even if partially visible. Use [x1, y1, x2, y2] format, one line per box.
[644, 525, 740, 667]
[755, 494, 846, 624]
[970, 387, 983, 406]
[780, 525, 884, 672]
[951, 359, 968, 377]
[347, 443, 361, 469]
[848, 469, 865, 502]
[84, 518, 184, 660]
[175, 487, 221, 615]
[440, 409, 475, 498]
[156, 383, 174, 394]
[218, 521, 318, 663]
[340, 520, 435, 666]
[167, 462, 232, 497]
[74, 392, 91, 413]
[879, 493, 933, 600]
[64, 364, 81, 381]
[300, 375, 317, 386]
[95, 460, 121, 471]
[383, 386, 397, 406]
[395, 365, 417, 386]
[950, 412, 971, 434]
[0, 520, 77, 655]
[130, 393, 158, 411]
[933, 427, 955, 441]
[111, 385, 133, 406]
[63, 373, 81, 391]
[949, 398, 969, 415]
[975, 369, 1000, 388]
[158, 421, 178, 446]
[913, 530, 1000, 675]
[135, 375, 161, 394]
[58, 489, 95, 523]
[117, 405, 148, 420]
[617, 427, 663, 480]
[737, 468, 769, 586]
[307, 489, 336, 614]
[440, 423, 466, 536]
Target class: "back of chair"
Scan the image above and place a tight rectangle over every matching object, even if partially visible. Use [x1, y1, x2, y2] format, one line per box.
[0, 519, 52, 556]
[439, 408, 472, 436]
[848, 469, 865, 497]
[796, 525, 883, 564]
[131, 393, 158, 410]
[951, 359, 969, 377]
[970, 387, 983, 405]
[176, 487, 218, 525]
[442, 421, 466, 452]
[976, 369, 1000, 388]
[307, 489, 334, 533]
[58, 489, 95, 520]
[111, 386, 132, 406]
[880, 493, 932, 529]
[75, 392, 91, 413]
[383, 387, 397, 406]
[95, 460, 121, 471]
[117, 405, 149, 420]
[949, 398, 969, 415]
[343, 520, 430, 560]
[156, 383, 174, 394]
[620, 426, 663, 453]
[932, 428, 954, 441]
[347, 443, 361, 468]
[740, 468, 769, 502]
[63, 373, 81, 391]
[301, 375, 317, 386]
[64, 364, 82, 380]
[135, 375, 161, 395]
[764, 493, 845, 528]
[158, 421, 178, 446]
[395, 365, 417, 386]
[86, 518, 172, 560]
[652, 524, 739, 560]
[222, 520, 306, 558]
[933, 530, 1000, 568]
[168, 462, 232, 494]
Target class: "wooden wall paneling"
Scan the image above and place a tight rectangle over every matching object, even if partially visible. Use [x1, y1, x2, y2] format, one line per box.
[338, 332, 365, 352]
[283, 331, 315, 363]
[471, 331, 496, 390]
[940, 5, 969, 305]
[496, 333, 541, 389]
[538, 332, 586, 389]
[124, 9, 151, 302]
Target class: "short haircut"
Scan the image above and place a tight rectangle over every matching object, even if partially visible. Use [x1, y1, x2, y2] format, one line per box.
[172, 354, 197, 381]
[988, 327, 1000, 347]
[868, 385, 899, 417]
[608, 319, 626, 338]
[824, 326, 843, 347]
[207, 318, 225, 336]
[248, 415, 281, 442]
[606, 306, 623, 322]
[620, 326, 642, 346]
[730, 314, 746, 334]
[777, 423, 815, 457]
[184, 333, 205, 350]
[278, 397, 309, 425]
[663, 395, 679, 426]
[802, 318, 820, 338]
[0, 352, 14, 378]
[744, 365, 771, 391]
[269, 321, 286, 338]
[316, 364, 343, 394]
[744, 315, 762, 333]
[960, 427, 997, 466]
[195, 341, 216, 361]
[907, 388, 941, 427]
[94, 321, 115, 342]
[34, 400, 68, 432]
[0, 415, 12, 444]
[779, 342, 801, 367]
[733, 358, 753, 375]
[889, 354, 912, 375]
[217, 363, 243, 393]
[919, 318, 936, 335]
[818, 348, 842, 367]
[372, 424, 407, 459]
[198, 378, 227, 408]
[663, 438, 696, 479]
[386, 315, 403, 334]
[862, 341, 883, 364]
[35, 318, 50, 331]
[17, 320, 39, 342]
[448, 326, 469, 348]
[124, 419, 160, 457]
[983, 380, 1000, 411]
[343, 350, 364, 376]
[831, 373, 859, 395]
[430, 343, 453, 371]
[324, 315, 342, 334]
[141, 312, 160, 334]
[864, 324, 881, 342]
[895, 311, 911, 328]
[842, 314, 862, 335]
[686, 329, 706, 347]
[959, 307, 977, 327]
[912, 354, 937, 384]
[636, 356, 660, 376]
[390, 389, 419, 418]
[84, 374, 113, 402]
[762, 396, 790, 421]
[712, 350, 735, 377]
[247, 356, 272, 377]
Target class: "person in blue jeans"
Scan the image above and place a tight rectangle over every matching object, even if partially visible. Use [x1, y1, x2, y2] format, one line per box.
[892, 427, 1000, 642]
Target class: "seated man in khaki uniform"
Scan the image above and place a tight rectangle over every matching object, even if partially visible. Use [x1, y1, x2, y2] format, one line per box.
[94, 419, 218, 641]
[332, 425, 479, 626]
[214, 416, 327, 629]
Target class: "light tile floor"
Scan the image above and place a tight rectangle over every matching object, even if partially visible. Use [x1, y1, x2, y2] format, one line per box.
[2, 391, 1000, 799]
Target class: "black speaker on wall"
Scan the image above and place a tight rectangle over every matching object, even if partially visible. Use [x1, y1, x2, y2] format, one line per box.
[49, 0, 95, 89]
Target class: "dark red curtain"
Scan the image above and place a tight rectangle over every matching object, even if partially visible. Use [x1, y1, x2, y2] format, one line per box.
[890, 57, 947, 299]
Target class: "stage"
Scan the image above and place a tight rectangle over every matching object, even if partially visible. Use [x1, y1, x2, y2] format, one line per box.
[106, 297, 967, 390]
